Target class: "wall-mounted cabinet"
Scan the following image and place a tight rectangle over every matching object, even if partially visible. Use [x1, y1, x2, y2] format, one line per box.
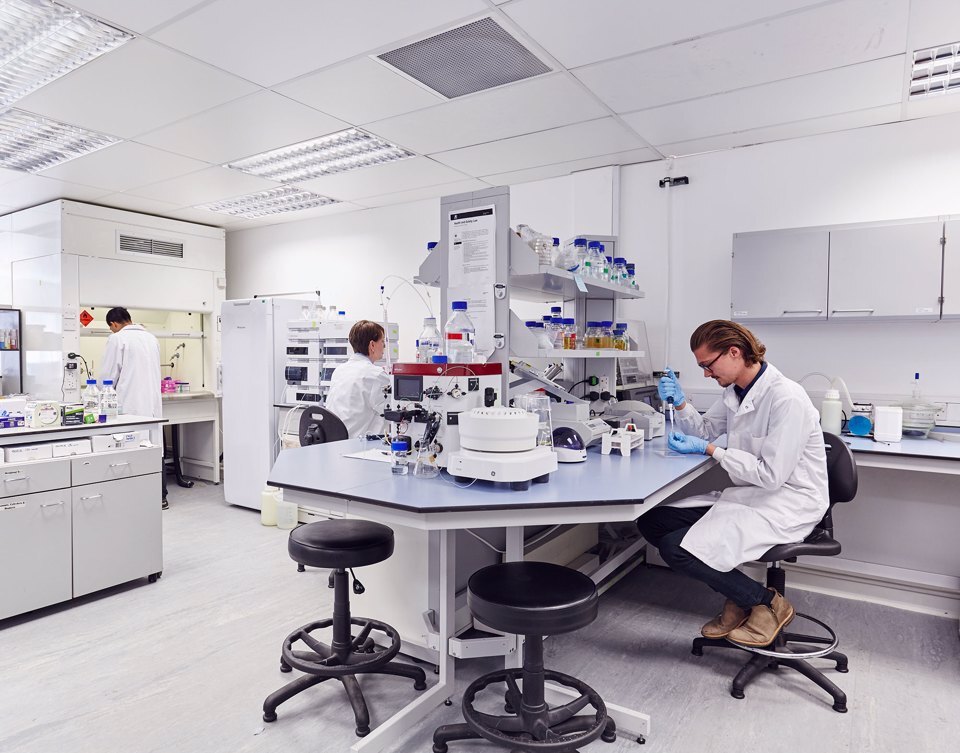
[731, 230, 828, 322]
[943, 220, 960, 320]
[732, 217, 948, 324]
[828, 221, 942, 322]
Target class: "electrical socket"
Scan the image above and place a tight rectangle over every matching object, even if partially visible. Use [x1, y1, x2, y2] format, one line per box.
[64, 367, 79, 393]
[599, 376, 610, 393]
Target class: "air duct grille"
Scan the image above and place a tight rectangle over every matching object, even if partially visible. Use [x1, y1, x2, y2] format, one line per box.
[119, 234, 184, 258]
[378, 17, 550, 99]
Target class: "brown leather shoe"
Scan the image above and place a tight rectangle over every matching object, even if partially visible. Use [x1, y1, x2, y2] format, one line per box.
[701, 599, 748, 638]
[726, 590, 795, 647]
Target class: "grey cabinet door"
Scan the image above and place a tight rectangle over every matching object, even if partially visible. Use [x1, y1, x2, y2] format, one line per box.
[943, 220, 960, 319]
[0, 490, 72, 620]
[731, 230, 829, 322]
[828, 222, 943, 321]
[72, 474, 162, 598]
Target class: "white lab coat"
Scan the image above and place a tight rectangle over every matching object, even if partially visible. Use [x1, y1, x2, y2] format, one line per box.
[324, 353, 390, 439]
[669, 362, 829, 572]
[100, 324, 162, 420]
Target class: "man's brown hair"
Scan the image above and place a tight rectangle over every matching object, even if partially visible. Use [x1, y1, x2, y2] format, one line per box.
[349, 320, 385, 357]
[690, 320, 766, 365]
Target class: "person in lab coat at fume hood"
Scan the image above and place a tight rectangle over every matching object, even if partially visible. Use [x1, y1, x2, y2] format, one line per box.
[324, 320, 390, 439]
[636, 320, 829, 648]
[100, 307, 166, 507]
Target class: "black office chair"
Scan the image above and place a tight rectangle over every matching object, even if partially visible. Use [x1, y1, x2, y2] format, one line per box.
[691, 432, 858, 712]
[433, 562, 618, 753]
[298, 406, 349, 446]
[262, 520, 427, 737]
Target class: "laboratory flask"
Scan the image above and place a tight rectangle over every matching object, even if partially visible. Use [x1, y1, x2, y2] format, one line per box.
[444, 301, 476, 363]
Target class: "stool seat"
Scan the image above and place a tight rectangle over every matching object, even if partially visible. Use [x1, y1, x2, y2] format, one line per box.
[758, 527, 841, 562]
[288, 520, 394, 569]
[468, 561, 598, 636]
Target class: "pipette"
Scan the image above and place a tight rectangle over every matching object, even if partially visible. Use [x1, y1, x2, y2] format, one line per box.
[666, 396, 675, 435]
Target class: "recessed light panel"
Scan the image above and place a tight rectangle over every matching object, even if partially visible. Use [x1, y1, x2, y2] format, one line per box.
[0, 0, 133, 109]
[910, 42, 960, 98]
[0, 108, 120, 171]
[226, 128, 414, 183]
[197, 186, 338, 219]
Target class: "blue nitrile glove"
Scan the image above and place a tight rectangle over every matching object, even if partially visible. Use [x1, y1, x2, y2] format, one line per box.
[668, 432, 707, 454]
[657, 368, 686, 406]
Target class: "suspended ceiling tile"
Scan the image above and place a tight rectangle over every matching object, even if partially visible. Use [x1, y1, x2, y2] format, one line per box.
[135, 91, 349, 164]
[480, 147, 660, 186]
[98, 194, 184, 216]
[574, 0, 910, 113]
[128, 167, 281, 207]
[39, 142, 209, 193]
[152, 0, 488, 87]
[275, 57, 444, 125]
[623, 57, 906, 147]
[364, 73, 606, 154]
[226, 201, 366, 228]
[161, 207, 230, 227]
[907, 0, 960, 52]
[299, 157, 471, 201]
[353, 178, 492, 208]
[503, 0, 826, 69]
[0, 168, 24, 188]
[431, 118, 647, 176]
[904, 93, 960, 121]
[62, 1, 209, 33]
[656, 105, 903, 157]
[16, 39, 258, 139]
[0, 175, 109, 209]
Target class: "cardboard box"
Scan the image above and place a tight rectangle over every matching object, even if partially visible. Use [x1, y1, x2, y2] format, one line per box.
[25, 401, 61, 428]
[51, 438, 92, 458]
[0, 415, 24, 429]
[4, 444, 54, 463]
[61, 404, 84, 426]
[0, 397, 27, 418]
[91, 432, 143, 453]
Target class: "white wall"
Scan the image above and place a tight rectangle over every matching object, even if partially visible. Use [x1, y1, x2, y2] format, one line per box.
[620, 112, 960, 404]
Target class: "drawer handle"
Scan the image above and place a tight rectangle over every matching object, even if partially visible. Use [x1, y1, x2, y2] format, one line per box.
[109, 462, 130, 468]
[41, 501, 65, 508]
[80, 494, 103, 501]
[782, 309, 822, 314]
[831, 308, 875, 314]
[2, 475, 29, 482]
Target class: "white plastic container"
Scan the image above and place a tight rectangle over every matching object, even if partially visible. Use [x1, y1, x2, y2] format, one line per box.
[275, 492, 299, 530]
[820, 390, 843, 435]
[874, 406, 903, 442]
[260, 486, 279, 526]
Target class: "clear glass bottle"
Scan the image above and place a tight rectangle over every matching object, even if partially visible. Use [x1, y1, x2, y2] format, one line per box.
[530, 322, 553, 350]
[613, 324, 628, 351]
[612, 257, 628, 285]
[626, 263, 638, 291]
[390, 440, 409, 476]
[586, 241, 604, 279]
[600, 321, 614, 349]
[417, 317, 441, 363]
[100, 379, 119, 421]
[550, 316, 565, 348]
[602, 252, 613, 282]
[81, 379, 100, 424]
[572, 238, 588, 273]
[444, 301, 476, 363]
[562, 318, 576, 349]
[584, 321, 600, 349]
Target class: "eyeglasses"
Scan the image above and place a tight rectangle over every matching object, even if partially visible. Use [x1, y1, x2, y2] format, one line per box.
[697, 350, 727, 374]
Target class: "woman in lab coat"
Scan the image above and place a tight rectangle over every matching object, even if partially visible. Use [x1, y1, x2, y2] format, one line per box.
[324, 321, 390, 439]
[637, 320, 829, 647]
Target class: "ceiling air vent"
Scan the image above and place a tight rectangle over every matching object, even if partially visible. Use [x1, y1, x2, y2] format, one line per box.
[118, 234, 184, 259]
[377, 17, 551, 99]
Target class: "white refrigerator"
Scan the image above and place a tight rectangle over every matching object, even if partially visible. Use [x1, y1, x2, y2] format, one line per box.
[221, 298, 305, 510]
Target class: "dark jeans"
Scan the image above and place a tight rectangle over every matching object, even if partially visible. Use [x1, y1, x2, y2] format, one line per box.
[637, 505, 768, 609]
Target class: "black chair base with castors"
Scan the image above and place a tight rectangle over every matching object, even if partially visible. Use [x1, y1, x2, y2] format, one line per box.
[433, 561, 617, 753]
[690, 432, 857, 713]
[262, 519, 427, 737]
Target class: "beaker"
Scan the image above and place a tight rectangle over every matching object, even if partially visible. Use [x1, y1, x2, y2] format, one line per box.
[516, 393, 553, 448]
[413, 450, 440, 479]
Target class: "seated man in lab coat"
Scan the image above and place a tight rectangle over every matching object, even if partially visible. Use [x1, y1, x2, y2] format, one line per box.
[101, 307, 165, 507]
[637, 320, 829, 647]
[324, 320, 390, 439]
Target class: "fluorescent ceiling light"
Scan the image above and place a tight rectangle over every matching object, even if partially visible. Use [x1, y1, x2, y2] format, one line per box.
[226, 128, 414, 183]
[0, 0, 133, 109]
[0, 108, 119, 171]
[910, 41, 960, 98]
[197, 186, 339, 219]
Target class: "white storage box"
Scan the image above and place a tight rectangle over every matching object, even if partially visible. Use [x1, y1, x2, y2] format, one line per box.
[51, 438, 92, 458]
[91, 432, 144, 453]
[5, 444, 54, 462]
[0, 397, 27, 418]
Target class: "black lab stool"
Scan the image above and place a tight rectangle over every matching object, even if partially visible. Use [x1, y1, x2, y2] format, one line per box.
[262, 520, 427, 736]
[433, 561, 617, 753]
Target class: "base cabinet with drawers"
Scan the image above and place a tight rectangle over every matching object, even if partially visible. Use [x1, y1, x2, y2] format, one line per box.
[0, 446, 163, 621]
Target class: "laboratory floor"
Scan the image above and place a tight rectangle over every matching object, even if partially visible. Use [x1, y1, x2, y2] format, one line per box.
[1, 482, 958, 753]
